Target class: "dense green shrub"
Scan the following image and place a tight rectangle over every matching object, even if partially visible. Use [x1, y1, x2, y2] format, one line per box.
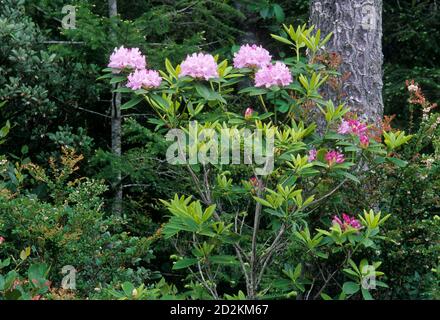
[0, 147, 162, 298]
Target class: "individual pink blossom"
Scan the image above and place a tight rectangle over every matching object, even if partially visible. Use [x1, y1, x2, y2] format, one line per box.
[108, 46, 146, 71]
[308, 149, 317, 162]
[325, 150, 345, 166]
[359, 135, 370, 148]
[179, 53, 219, 80]
[332, 213, 362, 231]
[244, 107, 254, 120]
[338, 119, 367, 136]
[348, 119, 367, 136]
[126, 69, 162, 90]
[337, 120, 351, 134]
[255, 62, 293, 88]
[233, 44, 272, 69]
[0, 236, 4, 244]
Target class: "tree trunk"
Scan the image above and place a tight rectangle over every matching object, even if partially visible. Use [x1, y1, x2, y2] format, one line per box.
[109, 0, 122, 216]
[310, 0, 384, 123]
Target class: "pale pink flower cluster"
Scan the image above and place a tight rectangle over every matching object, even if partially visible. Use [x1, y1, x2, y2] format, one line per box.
[179, 53, 219, 80]
[233, 44, 272, 69]
[127, 69, 162, 90]
[332, 213, 362, 231]
[108, 46, 146, 71]
[255, 62, 293, 88]
[325, 150, 345, 166]
[0, 236, 5, 244]
[107, 46, 162, 91]
[338, 119, 370, 148]
[308, 149, 317, 162]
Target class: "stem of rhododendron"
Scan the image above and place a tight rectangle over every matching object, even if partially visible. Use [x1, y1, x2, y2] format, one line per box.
[259, 95, 268, 113]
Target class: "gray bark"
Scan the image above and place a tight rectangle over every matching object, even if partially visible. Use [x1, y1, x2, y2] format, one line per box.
[109, 0, 122, 216]
[310, 0, 384, 123]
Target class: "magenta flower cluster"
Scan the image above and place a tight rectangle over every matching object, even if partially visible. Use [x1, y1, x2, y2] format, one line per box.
[108, 46, 146, 71]
[325, 150, 345, 166]
[338, 119, 370, 148]
[126, 69, 162, 90]
[233, 44, 272, 69]
[255, 62, 293, 88]
[108, 46, 162, 91]
[179, 53, 219, 80]
[332, 213, 362, 231]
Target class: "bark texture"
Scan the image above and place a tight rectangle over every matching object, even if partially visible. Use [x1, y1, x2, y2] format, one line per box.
[310, 0, 384, 122]
[109, 0, 122, 216]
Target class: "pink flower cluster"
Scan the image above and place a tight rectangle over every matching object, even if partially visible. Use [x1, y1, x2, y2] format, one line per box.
[233, 44, 272, 69]
[332, 213, 362, 231]
[325, 150, 345, 166]
[127, 69, 162, 90]
[108, 46, 146, 71]
[338, 119, 370, 148]
[338, 119, 367, 136]
[0, 236, 5, 244]
[107, 46, 162, 91]
[255, 62, 293, 88]
[308, 149, 317, 162]
[179, 53, 219, 80]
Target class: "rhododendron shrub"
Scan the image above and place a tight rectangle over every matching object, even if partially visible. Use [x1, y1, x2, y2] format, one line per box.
[101, 25, 412, 300]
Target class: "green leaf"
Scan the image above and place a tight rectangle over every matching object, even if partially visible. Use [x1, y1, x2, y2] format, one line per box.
[361, 288, 373, 300]
[321, 293, 333, 300]
[209, 255, 238, 265]
[195, 84, 212, 100]
[21, 145, 28, 155]
[0, 121, 11, 139]
[121, 282, 135, 297]
[386, 157, 408, 168]
[109, 76, 127, 84]
[20, 247, 31, 261]
[28, 263, 49, 287]
[172, 258, 198, 270]
[342, 281, 360, 295]
[273, 4, 285, 22]
[265, 208, 285, 217]
[194, 84, 225, 103]
[96, 73, 114, 81]
[338, 171, 361, 184]
[253, 196, 273, 208]
[112, 87, 133, 94]
[165, 58, 176, 77]
[0, 275, 5, 291]
[271, 34, 294, 46]
[120, 96, 143, 110]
